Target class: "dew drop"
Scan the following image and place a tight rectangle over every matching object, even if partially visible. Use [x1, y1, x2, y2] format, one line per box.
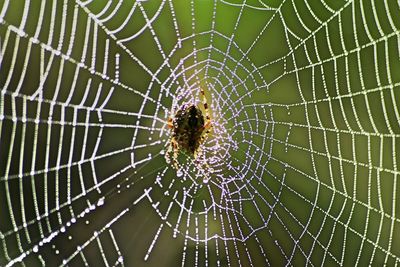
[97, 197, 105, 206]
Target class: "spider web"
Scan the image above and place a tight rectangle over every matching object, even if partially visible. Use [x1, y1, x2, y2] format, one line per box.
[1, 0, 400, 266]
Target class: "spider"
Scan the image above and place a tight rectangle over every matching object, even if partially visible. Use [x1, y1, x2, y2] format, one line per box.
[165, 88, 212, 172]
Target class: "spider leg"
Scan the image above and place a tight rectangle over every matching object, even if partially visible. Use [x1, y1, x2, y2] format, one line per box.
[200, 88, 212, 128]
[193, 148, 202, 168]
[165, 137, 179, 169]
[165, 139, 173, 164]
[203, 121, 212, 132]
[171, 139, 179, 170]
[199, 88, 213, 148]
[167, 117, 174, 129]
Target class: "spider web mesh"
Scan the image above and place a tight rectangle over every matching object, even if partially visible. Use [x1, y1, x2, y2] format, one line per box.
[1, 0, 400, 266]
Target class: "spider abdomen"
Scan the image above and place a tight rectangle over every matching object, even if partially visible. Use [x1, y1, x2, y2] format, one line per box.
[173, 105, 205, 155]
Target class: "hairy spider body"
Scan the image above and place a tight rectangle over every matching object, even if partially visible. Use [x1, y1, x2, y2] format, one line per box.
[166, 88, 212, 171]
[173, 105, 205, 155]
